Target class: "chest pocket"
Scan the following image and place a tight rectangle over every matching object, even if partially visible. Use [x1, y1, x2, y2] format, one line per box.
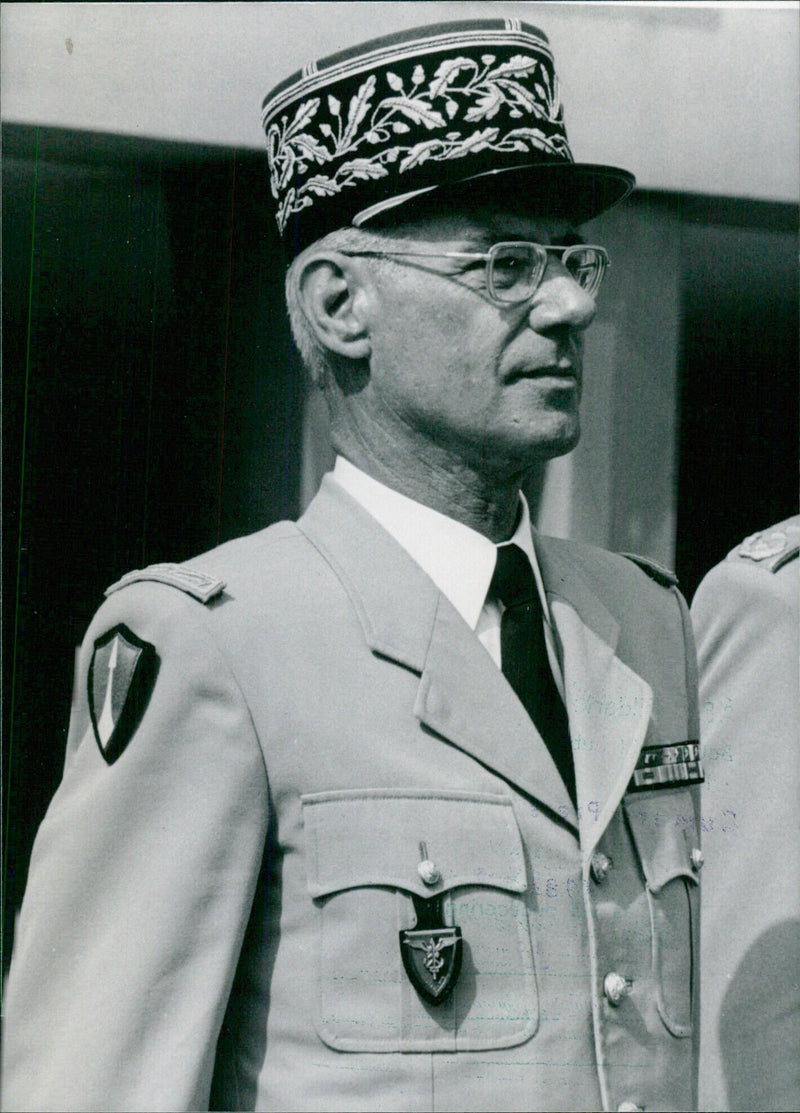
[624, 789, 700, 1036]
[302, 788, 538, 1052]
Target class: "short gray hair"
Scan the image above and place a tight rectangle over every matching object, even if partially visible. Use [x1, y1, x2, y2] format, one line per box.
[284, 224, 400, 389]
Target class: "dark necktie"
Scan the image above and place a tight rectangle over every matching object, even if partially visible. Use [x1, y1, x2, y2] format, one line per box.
[492, 544, 576, 806]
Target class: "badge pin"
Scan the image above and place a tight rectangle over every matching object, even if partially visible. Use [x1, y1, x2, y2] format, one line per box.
[400, 892, 462, 1005]
[88, 624, 158, 764]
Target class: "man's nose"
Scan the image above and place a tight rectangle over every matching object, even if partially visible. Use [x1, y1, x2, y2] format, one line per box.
[528, 267, 597, 333]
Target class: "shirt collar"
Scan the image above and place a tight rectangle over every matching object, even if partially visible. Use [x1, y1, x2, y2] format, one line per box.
[332, 456, 550, 632]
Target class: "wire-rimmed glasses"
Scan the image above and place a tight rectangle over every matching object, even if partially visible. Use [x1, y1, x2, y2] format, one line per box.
[339, 241, 609, 306]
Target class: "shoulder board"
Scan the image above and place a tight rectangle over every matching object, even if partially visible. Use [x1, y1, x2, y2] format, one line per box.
[619, 552, 679, 588]
[105, 562, 226, 603]
[734, 520, 800, 573]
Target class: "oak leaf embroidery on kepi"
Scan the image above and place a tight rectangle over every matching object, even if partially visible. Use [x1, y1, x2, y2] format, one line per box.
[264, 52, 569, 233]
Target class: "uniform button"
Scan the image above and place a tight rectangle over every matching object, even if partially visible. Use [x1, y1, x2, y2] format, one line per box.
[591, 851, 613, 883]
[691, 847, 704, 871]
[604, 972, 632, 1005]
[417, 859, 441, 886]
[617, 1102, 643, 1112]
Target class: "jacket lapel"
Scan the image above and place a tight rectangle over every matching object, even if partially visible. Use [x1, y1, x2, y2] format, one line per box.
[415, 592, 576, 822]
[535, 535, 654, 858]
[300, 477, 576, 822]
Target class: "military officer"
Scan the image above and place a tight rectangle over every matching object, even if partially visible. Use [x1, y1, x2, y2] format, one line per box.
[693, 518, 800, 1112]
[2, 19, 703, 1113]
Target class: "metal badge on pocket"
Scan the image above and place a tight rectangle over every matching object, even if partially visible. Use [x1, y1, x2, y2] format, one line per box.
[400, 893, 463, 1004]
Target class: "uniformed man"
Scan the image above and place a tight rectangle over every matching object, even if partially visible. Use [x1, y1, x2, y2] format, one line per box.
[2, 19, 703, 1113]
[693, 518, 800, 1112]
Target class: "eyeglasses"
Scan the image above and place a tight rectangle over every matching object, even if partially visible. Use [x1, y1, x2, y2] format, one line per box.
[339, 241, 609, 306]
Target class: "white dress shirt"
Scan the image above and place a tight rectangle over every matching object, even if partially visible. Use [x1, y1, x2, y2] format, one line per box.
[331, 456, 563, 692]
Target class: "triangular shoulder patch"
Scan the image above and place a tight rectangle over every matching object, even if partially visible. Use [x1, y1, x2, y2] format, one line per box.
[88, 624, 159, 763]
[105, 562, 226, 603]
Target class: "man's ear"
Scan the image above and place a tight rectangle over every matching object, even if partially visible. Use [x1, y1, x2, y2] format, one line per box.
[297, 253, 372, 361]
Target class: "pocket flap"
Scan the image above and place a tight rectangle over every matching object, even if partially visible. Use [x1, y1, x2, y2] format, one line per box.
[623, 790, 699, 893]
[302, 789, 526, 899]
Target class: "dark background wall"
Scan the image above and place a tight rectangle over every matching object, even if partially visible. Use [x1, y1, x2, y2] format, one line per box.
[3, 124, 798, 974]
[675, 200, 799, 589]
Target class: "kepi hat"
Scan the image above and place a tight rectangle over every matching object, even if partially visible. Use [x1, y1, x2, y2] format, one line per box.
[262, 18, 635, 256]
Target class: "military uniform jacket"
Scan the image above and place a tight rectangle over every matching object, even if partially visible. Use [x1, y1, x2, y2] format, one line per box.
[694, 517, 800, 1112]
[3, 477, 702, 1113]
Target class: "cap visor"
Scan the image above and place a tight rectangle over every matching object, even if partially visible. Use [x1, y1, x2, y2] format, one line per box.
[359, 162, 635, 229]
